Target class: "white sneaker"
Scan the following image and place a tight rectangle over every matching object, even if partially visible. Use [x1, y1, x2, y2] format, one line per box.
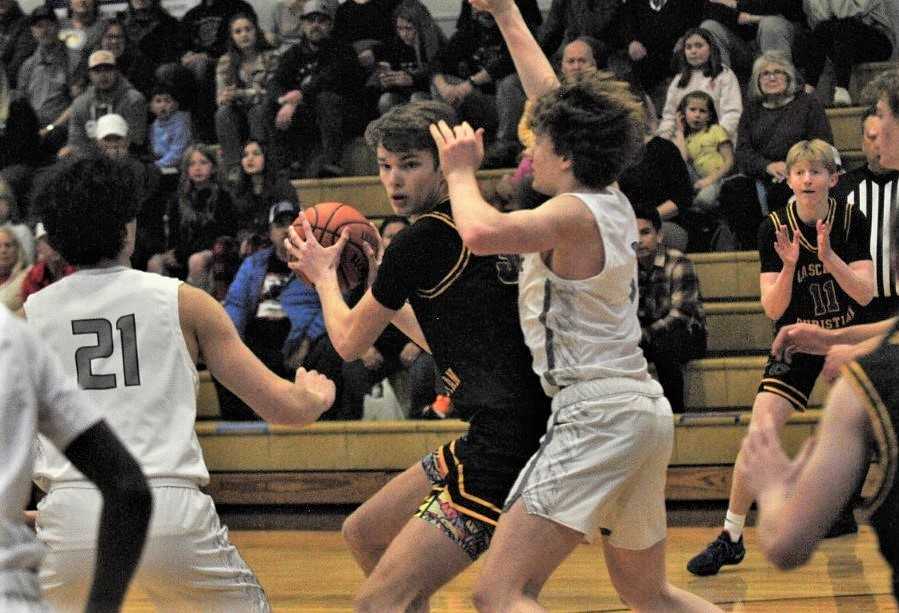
[833, 87, 852, 107]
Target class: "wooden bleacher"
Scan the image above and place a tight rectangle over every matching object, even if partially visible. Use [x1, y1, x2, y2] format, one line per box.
[196, 105, 877, 508]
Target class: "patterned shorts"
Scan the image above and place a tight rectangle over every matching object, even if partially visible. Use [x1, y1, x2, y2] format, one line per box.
[415, 450, 495, 560]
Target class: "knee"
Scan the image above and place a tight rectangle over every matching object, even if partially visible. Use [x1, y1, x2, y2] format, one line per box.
[341, 508, 373, 553]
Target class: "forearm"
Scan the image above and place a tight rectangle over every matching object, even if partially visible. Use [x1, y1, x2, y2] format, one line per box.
[445, 169, 506, 254]
[491, 2, 558, 100]
[657, 200, 679, 221]
[314, 274, 365, 359]
[833, 317, 896, 345]
[823, 257, 875, 306]
[761, 267, 795, 320]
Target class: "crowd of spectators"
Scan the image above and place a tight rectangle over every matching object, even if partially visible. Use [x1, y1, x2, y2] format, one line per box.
[1, 0, 898, 418]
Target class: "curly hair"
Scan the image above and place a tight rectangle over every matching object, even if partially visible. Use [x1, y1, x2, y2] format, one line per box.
[529, 74, 644, 189]
[365, 100, 456, 167]
[862, 69, 899, 117]
[34, 157, 139, 266]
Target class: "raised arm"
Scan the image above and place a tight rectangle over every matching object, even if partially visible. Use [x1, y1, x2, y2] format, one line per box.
[471, 0, 558, 100]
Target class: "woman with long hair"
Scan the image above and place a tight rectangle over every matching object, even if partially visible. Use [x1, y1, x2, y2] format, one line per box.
[215, 13, 278, 174]
[0, 224, 31, 311]
[656, 27, 742, 144]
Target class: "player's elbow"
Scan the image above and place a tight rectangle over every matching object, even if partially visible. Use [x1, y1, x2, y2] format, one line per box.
[856, 284, 875, 306]
[458, 224, 500, 256]
[331, 334, 363, 362]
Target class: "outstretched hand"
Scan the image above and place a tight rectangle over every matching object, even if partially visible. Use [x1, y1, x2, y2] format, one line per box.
[284, 217, 348, 286]
[739, 425, 816, 502]
[429, 120, 485, 177]
[770, 322, 832, 362]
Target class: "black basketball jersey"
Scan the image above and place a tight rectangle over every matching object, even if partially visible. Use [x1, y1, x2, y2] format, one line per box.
[758, 198, 871, 331]
[371, 200, 549, 420]
[843, 319, 899, 598]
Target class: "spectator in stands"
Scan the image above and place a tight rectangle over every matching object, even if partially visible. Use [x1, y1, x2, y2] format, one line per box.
[0, 0, 35, 88]
[150, 144, 239, 291]
[19, 223, 75, 302]
[537, 0, 618, 61]
[635, 205, 707, 413]
[619, 104, 694, 252]
[731, 51, 832, 247]
[219, 200, 339, 420]
[62, 50, 147, 158]
[619, 0, 704, 109]
[91, 113, 166, 271]
[0, 63, 40, 202]
[180, 0, 257, 141]
[433, 1, 541, 166]
[370, 0, 445, 116]
[119, 0, 185, 66]
[271, 0, 305, 53]
[700, 0, 805, 74]
[18, 7, 72, 158]
[341, 216, 440, 419]
[0, 178, 32, 262]
[800, 0, 894, 106]
[0, 224, 30, 311]
[657, 27, 742, 143]
[58, 0, 104, 77]
[268, 0, 365, 178]
[215, 13, 278, 176]
[498, 36, 606, 210]
[77, 17, 157, 99]
[844, 106, 899, 321]
[333, 0, 398, 70]
[149, 83, 191, 171]
[228, 139, 300, 235]
[672, 90, 734, 212]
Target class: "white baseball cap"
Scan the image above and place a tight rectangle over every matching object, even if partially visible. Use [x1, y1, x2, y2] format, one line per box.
[95, 113, 128, 140]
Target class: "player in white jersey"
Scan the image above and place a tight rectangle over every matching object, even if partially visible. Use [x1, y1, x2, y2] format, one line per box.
[430, 0, 721, 610]
[0, 305, 151, 613]
[24, 157, 336, 612]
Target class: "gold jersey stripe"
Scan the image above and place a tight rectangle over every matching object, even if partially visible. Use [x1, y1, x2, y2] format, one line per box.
[415, 212, 471, 300]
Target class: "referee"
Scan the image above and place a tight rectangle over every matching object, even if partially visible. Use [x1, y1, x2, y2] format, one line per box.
[844, 105, 899, 322]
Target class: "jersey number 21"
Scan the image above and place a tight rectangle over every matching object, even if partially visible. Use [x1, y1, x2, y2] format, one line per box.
[72, 315, 141, 390]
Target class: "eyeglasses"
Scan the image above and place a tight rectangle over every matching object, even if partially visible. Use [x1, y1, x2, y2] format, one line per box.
[760, 69, 788, 79]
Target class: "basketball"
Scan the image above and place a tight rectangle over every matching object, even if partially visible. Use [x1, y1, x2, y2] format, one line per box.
[292, 202, 381, 291]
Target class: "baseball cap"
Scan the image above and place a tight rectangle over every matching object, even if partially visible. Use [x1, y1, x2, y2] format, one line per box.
[88, 50, 116, 69]
[29, 6, 58, 25]
[302, 0, 336, 20]
[269, 201, 300, 225]
[95, 114, 128, 140]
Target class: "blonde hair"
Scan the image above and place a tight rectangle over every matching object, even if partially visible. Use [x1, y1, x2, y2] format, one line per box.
[785, 139, 839, 174]
[0, 224, 30, 277]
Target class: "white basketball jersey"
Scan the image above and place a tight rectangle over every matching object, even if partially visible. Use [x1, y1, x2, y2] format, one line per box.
[25, 267, 209, 488]
[519, 189, 649, 397]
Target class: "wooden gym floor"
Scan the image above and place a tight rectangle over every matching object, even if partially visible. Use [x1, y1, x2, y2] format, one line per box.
[121, 526, 896, 611]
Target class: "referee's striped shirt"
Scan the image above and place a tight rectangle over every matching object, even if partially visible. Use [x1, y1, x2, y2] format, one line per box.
[845, 167, 899, 299]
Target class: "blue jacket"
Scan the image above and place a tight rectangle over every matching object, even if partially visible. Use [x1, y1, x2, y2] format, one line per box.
[224, 247, 326, 358]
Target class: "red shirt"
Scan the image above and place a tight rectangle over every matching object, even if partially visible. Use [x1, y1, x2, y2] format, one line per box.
[20, 262, 76, 301]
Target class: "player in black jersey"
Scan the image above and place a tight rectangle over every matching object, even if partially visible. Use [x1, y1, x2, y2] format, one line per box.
[688, 139, 875, 576]
[284, 100, 551, 610]
[741, 202, 899, 602]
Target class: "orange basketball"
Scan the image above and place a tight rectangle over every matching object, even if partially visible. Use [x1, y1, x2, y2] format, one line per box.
[292, 202, 381, 291]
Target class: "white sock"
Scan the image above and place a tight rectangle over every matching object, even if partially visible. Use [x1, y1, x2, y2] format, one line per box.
[724, 511, 745, 542]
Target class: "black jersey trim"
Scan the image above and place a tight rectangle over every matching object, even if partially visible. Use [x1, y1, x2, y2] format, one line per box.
[415, 212, 472, 300]
[843, 361, 897, 515]
[439, 440, 503, 525]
